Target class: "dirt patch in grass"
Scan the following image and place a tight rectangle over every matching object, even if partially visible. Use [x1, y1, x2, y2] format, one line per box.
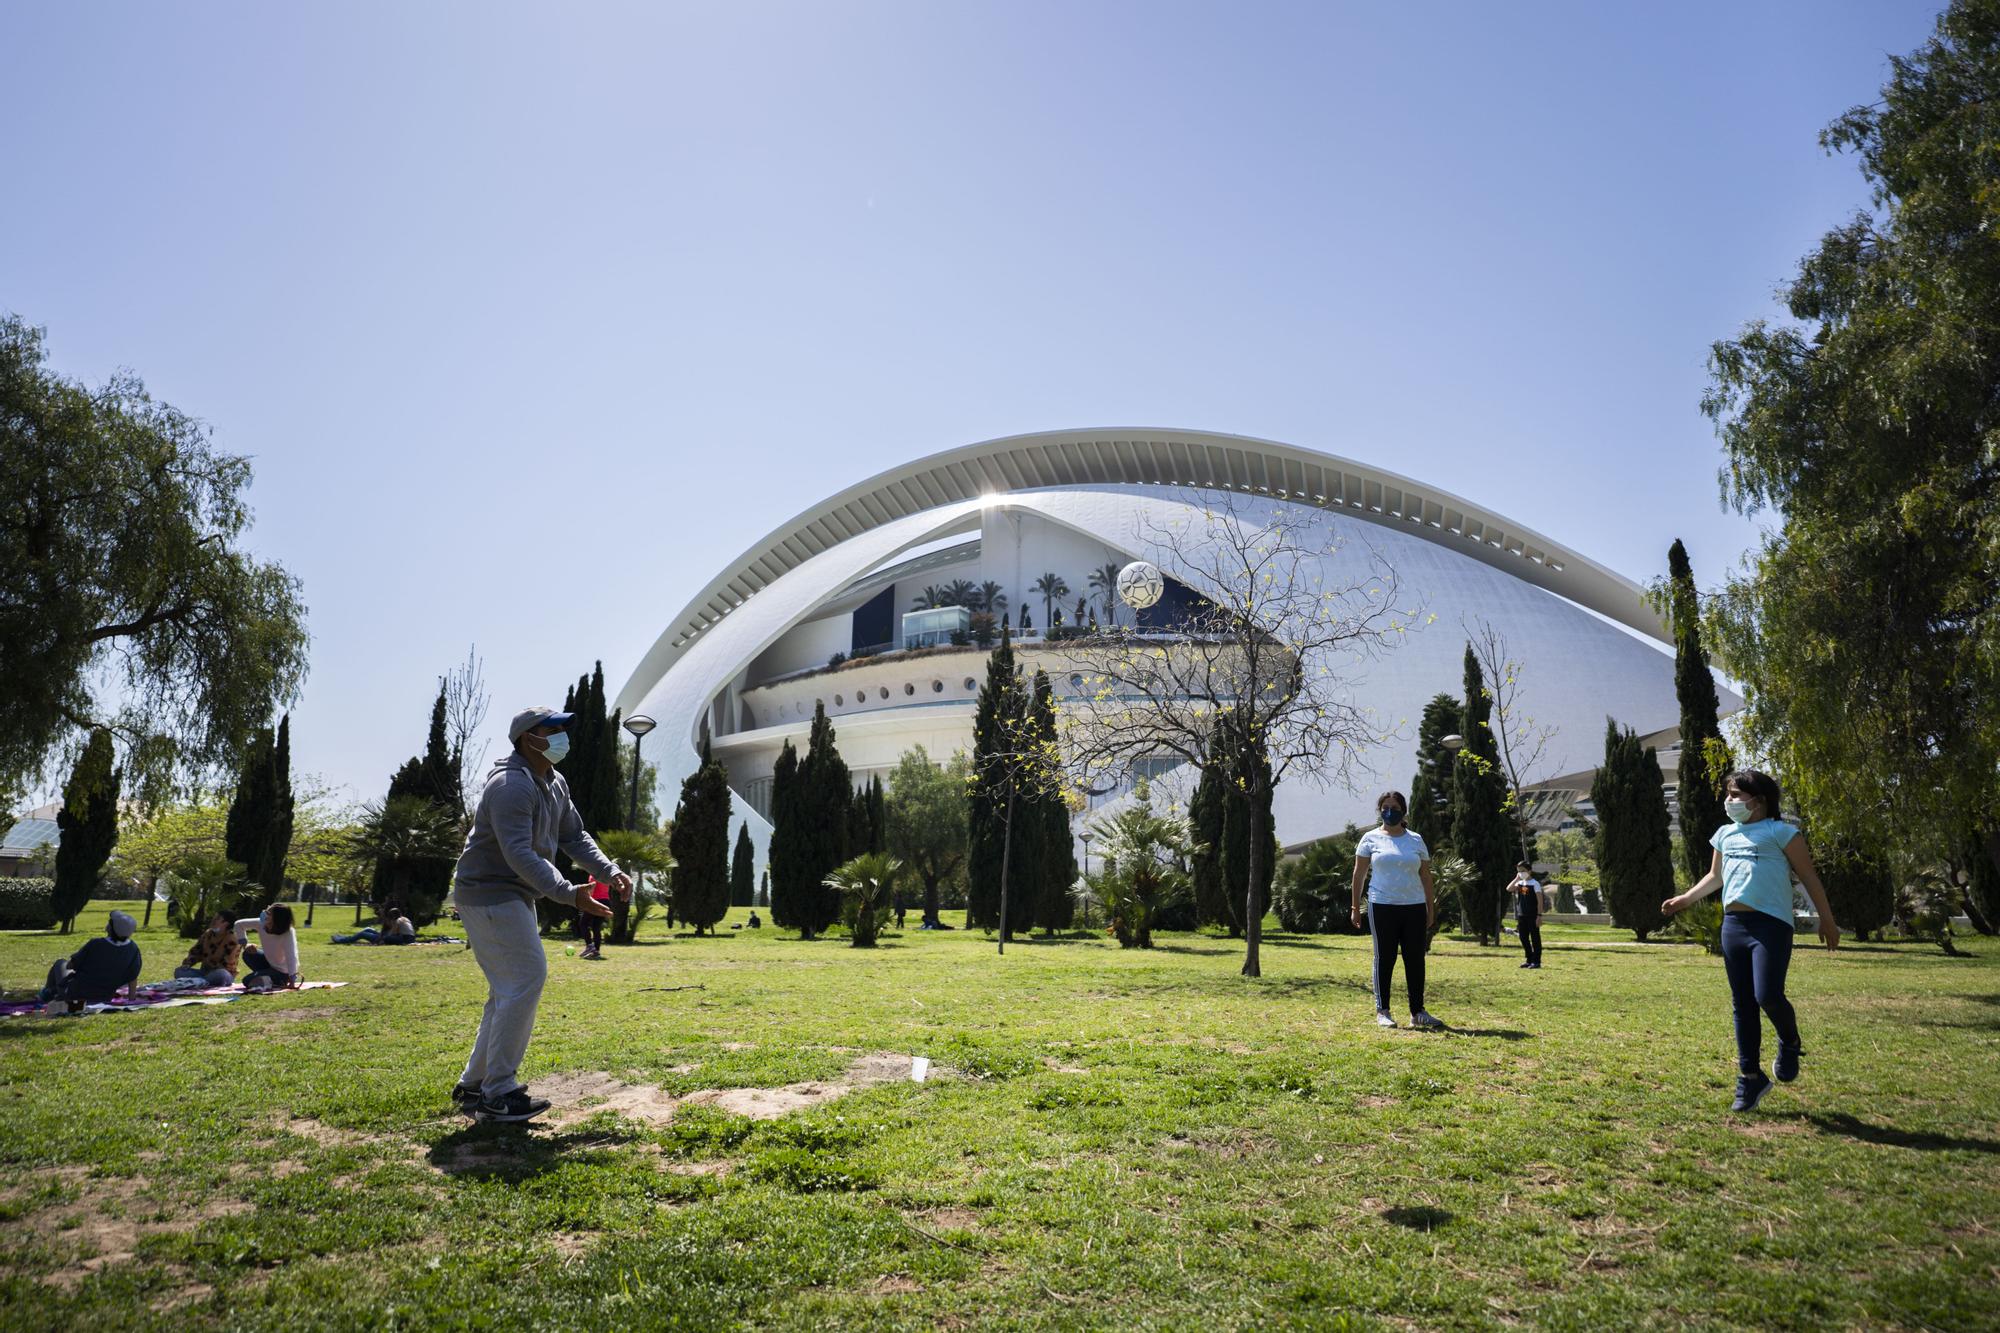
[7, 1169, 252, 1289]
[276, 1116, 374, 1150]
[867, 1274, 922, 1295]
[915, 1207, 980, 1231]
[219, 1005, 341, 1027]
[548, 1231, 596, 1261]
[537, 1052, 917, 1127]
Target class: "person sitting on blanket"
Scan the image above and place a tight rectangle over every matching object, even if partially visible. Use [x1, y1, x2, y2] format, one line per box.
[235, 904, 301, 989]
[333, 907, 417, 946]
[40, 911, 143, 1009]
[175, 911, 242, 986]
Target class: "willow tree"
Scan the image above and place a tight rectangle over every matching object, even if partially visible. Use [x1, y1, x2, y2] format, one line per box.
[1, 315, 309, 810]
[1058, 492, 1411, 977]
[1701, 1, 2000, 901]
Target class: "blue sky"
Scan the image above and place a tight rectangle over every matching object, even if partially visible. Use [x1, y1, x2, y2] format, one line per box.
[2, 1, 1941, 805]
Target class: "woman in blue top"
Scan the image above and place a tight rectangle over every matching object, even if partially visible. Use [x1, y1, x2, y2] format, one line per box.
[1349, 791, 1444, 1030]
[1662, 769, 1839, 1111]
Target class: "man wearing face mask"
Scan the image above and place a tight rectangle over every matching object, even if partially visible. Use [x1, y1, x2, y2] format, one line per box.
[449, 707, 628, 1122]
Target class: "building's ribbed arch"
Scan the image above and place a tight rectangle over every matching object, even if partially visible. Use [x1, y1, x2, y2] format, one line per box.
[616, 427, 1662, 715]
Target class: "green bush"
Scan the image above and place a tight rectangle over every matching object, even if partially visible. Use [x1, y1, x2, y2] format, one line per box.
[1674, 898, 1724, 955]
[0, 878, 58, 930]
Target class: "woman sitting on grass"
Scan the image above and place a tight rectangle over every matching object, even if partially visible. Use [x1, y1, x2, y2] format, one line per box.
[235, 904, 302, 989]
[1662, 769, 1839, 1112]
[334, 907, 417, 945]
[176, 911, 241, 985]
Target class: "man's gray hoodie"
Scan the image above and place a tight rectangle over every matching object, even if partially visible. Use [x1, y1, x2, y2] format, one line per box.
[453, 751, 620, 908]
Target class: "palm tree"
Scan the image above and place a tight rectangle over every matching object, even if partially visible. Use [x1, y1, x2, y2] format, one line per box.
[1032, 572, 1070, 631]
[350, 795, 466, 926]
[911, 585, 945, 610]
[1088, 561, 1124, 627]
[825, 851, 902, 948]
[1085, 785, 1195, 949]
[595, 827, 675, 943]
[942, 579, 978, 609]
[975, 581, 1008, 615]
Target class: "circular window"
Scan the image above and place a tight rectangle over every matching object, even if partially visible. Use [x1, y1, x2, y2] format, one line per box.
[964, 677, 976, 691]
[878, 687, 889, 700]
[1069, 673, 1084, 693]
[904, 683, 915, 696]
[932, 680, 944, 694]
[834, 694, 844, 706]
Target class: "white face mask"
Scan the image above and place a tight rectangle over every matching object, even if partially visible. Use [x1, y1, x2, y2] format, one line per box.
[1725, 798, 1755, 824]
[533, 732, 570, 764]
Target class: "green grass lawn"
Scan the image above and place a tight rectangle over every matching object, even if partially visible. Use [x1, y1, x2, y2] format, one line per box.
[1, 902, 1996, 1330]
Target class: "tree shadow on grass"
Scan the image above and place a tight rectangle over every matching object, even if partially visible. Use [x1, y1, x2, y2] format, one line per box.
[1440, 1028, 1532, 1041]
[423, 1122, 646, 1181]
[1801, 1111, 2000, 1156]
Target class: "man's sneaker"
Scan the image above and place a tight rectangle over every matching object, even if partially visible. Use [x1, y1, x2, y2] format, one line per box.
[1410, 1011, 1446, 1031]
[1731, 1072, 1774, 1113]
[477, 1088, 551, 1123]
[1374, 1010, 1398, 1028]
[451, 1083, 482, 1115]
[1774, 1043, 1803, 1084]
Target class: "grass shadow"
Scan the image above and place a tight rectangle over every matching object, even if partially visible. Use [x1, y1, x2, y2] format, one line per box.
[1442, 1027, 1532, 1041]
[1802, 1111, 2000, 1155]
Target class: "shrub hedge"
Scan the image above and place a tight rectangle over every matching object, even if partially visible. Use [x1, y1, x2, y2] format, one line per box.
[0, 878, 59, 930]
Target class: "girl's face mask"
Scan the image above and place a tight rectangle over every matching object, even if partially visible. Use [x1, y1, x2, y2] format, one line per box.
[1725, 798, 1755, 824]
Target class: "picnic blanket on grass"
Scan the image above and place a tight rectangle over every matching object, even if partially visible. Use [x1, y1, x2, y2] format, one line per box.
[0, 980, 348, 1019]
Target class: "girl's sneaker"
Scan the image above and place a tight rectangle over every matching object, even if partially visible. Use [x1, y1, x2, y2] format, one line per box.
[1410, 1011, 1446, 1031]
[1732, 1072, 1774, 1112]
[1374, 1010, 1398, 1028]
[1774, 1043, 1803, 1084]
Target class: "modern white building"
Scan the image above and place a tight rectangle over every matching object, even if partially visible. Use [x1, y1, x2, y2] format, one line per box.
[615, 428, 1732, 851]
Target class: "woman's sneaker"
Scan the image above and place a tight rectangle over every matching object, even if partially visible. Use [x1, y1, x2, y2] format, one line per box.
[1374, 1010, 1398, 1028]
[477, 1088, 551, 1123]
[1774, 1044, 1803, 1084]
[1410, 1011, 1446, 1031]
[1732, 1072, 1774, 1112]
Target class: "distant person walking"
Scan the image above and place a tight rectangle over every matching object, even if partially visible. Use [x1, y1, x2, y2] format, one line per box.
[1663, 769, 1839, 1112]
[579, 877, 612, 960]
[1350, 791, 1445, 1030]
[451, 707, 627, 1123]
[1508, 862, 1544, 969]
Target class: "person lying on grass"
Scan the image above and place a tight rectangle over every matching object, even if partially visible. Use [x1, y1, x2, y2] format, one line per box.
[176, 911, 241, 985]
[333, 907, 417, 945]
[39, 910, 142, 1011]
[235, 904, 302, 990]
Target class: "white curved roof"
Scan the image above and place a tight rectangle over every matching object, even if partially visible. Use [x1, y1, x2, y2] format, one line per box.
[616, 427, 1662, 715]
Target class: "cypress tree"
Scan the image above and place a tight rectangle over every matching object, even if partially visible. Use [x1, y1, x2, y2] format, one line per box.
[1817, 838, 1894, 942]
[378, 686, 461, 921]
[1408, 694, 1462, 852]
[53, 728, 120, 932]
[1667, 541, 1728, 882]
[669, 732, 733, 934]
[1188, 749, 1229, 929]
[868, 775, 887, 855]
[557, 675, 592, 821]
[1026, 670, 1075, 932]
[967, 627, 1025, 929]
[225, 726, 275, 902]
[767, 740, 804, 929]
[797, 702, 851, 937]
[264, 715, 295, 896]
[1592, 720, 1674, 941]
[1451, 645, 1514, 943]
[731, 823, 755, 907]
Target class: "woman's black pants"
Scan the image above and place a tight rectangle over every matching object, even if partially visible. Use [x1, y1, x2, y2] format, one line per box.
[1368, 901, 1427, 1014]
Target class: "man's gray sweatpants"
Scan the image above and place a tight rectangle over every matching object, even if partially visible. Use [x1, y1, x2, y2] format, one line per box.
[457, 899, 548, 1098]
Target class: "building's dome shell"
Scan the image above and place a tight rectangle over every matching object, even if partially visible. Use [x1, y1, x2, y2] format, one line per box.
[617, 428, 1722, 846]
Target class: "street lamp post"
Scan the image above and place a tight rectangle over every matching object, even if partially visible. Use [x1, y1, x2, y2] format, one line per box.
[1079, 831, 1094, 930]
[623, 714, 657, 828]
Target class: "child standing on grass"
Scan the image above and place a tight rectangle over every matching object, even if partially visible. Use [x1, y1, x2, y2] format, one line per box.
[1663, 769, 1839, 1112]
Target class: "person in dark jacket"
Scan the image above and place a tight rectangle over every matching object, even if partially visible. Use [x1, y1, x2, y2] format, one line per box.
[1508, 861, 1544, 969]
[40, 911, 143, 1010]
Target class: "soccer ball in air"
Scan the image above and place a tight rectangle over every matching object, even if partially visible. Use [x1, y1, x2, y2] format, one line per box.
[1117, 560, 1165, 610]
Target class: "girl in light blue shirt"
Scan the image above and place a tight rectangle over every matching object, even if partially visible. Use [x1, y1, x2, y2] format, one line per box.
[1663, 769, 1839, 1112]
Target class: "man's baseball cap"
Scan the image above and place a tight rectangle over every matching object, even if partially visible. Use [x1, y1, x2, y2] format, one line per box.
[107, 910, 137, 940]
[508, 707, 576, 743]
